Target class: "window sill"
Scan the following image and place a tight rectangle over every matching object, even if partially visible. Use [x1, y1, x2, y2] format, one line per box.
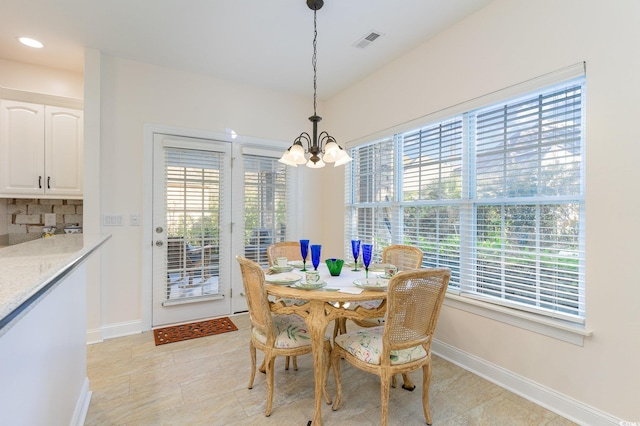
[443, 293, 592, 346]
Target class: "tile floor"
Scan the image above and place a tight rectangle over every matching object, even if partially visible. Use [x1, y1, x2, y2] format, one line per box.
[85, 314, 577, 425]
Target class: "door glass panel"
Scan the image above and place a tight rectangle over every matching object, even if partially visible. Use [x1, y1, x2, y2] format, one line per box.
[243, 155, 288, 266]
[165, 147, 222, 300]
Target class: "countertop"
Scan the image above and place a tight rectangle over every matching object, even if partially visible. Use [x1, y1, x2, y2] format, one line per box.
[0, 233, 111, 336]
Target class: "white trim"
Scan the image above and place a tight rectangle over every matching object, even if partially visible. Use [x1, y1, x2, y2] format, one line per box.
[346, 62, 586, 149]
[85, 327, 103, 344]
[70, 378, 92, 426]
[99, 319, 144, 340]
[0, 86, 83, 109]
[444, 293, 591, 345]
[241, 145, 286, 158]
[432, 339, 622, 426]
[162, 294, 225, 306]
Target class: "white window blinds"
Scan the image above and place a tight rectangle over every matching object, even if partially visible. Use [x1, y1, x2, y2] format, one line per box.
[165, 147, 223, 247]
[345, 137, 395, 263]
[346, 74, 585, 323]
[165, 147, 223, 299]
[466, 82, 584, 321]
[243, 154, 289, 266]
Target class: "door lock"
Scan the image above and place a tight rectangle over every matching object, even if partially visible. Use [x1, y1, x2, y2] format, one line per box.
[155, 240, 163, 247]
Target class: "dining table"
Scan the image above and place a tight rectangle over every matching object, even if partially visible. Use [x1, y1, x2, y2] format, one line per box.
[265, 262, 390, 426]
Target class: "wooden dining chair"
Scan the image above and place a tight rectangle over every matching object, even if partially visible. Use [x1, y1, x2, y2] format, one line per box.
[331, 268, 451, 426]
[350, 244, 424, 327]
[356, 244, 425, 390]
[236, 255, 332, 417]
[266, 241, 305, 370]
[266, 241, 303, 266]
[381, 244, 423, 271]
[334, 244, 424, 364]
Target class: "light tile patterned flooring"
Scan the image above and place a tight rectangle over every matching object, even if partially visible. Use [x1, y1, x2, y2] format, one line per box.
[85, 313, 577, 425]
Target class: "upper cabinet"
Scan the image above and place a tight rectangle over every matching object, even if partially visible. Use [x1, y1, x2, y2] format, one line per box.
[0, 99, 83, 199]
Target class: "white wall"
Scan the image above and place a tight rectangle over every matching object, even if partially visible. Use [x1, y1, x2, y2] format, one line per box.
[0, 58, 83, 99]
[95, 55, 326, 328]
[324, 0, 639, 422]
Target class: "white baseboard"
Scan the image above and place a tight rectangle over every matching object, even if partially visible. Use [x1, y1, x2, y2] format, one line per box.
[71, 377, 92, 426]
[87, 319, 144, 344]
[86, 327, 103, 344]
[432, 339, 622, 426]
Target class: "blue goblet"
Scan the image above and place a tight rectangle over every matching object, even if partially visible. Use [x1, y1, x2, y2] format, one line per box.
[300, 239, 310, 271]
[362, 243, 373, 279]
[310, 244, 322, 270]
[351, 240, 361, 271]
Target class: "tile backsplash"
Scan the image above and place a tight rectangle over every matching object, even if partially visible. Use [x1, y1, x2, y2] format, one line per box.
[4, 198, 83, 245]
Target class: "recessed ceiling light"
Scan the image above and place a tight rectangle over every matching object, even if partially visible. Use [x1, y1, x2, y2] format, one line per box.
[18, 37, 43, 48]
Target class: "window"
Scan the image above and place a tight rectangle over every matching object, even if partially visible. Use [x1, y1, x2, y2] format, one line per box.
[243, 154, 290, 266]
[346, 75, 585, 324]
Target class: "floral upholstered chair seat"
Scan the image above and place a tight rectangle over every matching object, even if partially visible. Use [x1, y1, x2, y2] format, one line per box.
[252, 314, 311, 348]
[334, 325, 427, 365]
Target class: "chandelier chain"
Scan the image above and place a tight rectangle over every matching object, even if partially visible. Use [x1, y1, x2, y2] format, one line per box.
[312, 8, 318, 116]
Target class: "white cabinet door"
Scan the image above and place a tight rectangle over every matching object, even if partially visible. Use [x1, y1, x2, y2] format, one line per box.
[0, 100, 83, 198]
[45, 106, 83, 197]
[0, 100, 45, 195]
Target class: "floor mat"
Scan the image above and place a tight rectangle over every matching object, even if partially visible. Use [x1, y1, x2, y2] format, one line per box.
[153, 317, 238, 345]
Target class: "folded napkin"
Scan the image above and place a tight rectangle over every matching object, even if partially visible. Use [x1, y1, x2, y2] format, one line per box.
[338, 287, 363, 294]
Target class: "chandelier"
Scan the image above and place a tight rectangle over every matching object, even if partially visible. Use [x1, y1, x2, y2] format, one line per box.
[279, 0, 352, 169]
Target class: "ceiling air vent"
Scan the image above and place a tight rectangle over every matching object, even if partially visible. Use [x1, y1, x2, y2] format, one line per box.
[353, 30, 384, 49]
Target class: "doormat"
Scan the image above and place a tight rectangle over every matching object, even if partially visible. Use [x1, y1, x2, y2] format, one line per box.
[153, 317, 238, 346]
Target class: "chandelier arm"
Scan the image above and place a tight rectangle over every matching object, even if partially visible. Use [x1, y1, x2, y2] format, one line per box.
[294, 132, 313, 152]
[318, 131, 333, 153]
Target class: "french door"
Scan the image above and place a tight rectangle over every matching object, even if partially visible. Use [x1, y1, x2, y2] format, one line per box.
[152, 134, 232, 327]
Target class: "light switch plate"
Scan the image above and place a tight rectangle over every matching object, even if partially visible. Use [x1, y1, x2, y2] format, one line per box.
[44, 213, 56, 226]
[103, 215, 124, 226]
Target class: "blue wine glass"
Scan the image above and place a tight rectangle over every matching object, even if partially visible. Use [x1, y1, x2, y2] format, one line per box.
[362, 243, 373, 279]
[311, 244, 322, 270]
[351, 240, 360, 271]
[300, 239, 309, 271]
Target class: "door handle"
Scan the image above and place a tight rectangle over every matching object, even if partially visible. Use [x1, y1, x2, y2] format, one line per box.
[155, 240, 164, 247]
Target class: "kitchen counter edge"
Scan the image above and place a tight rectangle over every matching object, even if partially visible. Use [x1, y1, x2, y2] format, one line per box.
[0, 233, 111, 336]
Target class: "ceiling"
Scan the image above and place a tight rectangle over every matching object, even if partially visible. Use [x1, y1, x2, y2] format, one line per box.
[1, 0, 492, 100]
